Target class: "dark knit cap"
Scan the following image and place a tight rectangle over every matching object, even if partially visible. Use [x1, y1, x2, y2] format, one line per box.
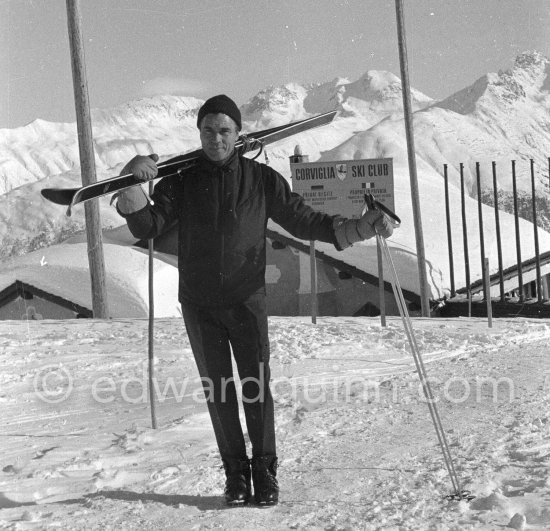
[197, 94, 242, 130]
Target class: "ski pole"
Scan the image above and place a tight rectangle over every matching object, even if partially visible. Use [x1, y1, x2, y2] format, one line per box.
[148, 179, 157, 429]
[365, 193, 472, 501]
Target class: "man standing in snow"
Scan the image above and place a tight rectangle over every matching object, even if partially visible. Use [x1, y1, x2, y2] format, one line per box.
[115, 94, 393, 506]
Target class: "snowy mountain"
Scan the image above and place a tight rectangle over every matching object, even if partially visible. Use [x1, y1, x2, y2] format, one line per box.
[0, 95, 203, 194]
[240, 70, 433, 129]
[2, 53, 550, 300]
[427, 51, 550, 193]
[323, 52, 550, 196]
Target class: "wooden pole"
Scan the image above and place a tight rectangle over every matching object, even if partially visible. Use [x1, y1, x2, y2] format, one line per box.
[310, 241, 318, 324]
[66, 0, 109, 318]
[492, 162, 505, 302]
[289, 147, 316, 323]
[460, 163, 471, 316]
[512, 161, 524, 302]
[530, 160, 542, 302]
[484, 258, 493, 328]
[394, 0, 430, 317]
[475, 162, 487, 300]
[443, 164, 456, 298]
[377, 237, 386, 326]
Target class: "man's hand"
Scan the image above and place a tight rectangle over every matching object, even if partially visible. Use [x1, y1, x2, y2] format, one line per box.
[121, 154, 159, 181]
[114, 154, 158, 215]
[334, 209, 394, 250]
[357, 209, 393, 239]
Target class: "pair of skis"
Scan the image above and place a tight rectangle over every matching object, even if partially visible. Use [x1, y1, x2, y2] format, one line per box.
[41, 110, 337, 213]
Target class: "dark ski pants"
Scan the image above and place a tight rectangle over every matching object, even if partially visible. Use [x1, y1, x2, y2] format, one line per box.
[181, 293, 276, 460]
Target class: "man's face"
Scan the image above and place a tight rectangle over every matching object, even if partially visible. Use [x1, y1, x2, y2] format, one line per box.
[199, 113, 240, 163]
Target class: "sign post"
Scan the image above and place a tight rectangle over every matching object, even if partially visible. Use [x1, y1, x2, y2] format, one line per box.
[291, 157, 394, 322]
[377, 238, 386, 326]
[290, 147, 319, 324]
[309, 241, 318, 324]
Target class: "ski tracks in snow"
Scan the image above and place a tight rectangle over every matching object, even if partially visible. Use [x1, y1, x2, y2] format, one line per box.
[0, 316, 550, 528]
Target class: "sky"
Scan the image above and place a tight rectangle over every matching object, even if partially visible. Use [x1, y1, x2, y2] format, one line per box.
[1, 0, 550, 129]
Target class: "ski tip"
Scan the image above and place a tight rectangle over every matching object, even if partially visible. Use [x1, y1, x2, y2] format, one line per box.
[41, 188, 77, 206]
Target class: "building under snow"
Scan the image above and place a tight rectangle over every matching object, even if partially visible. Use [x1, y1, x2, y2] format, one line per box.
[0, 224, 419, 320]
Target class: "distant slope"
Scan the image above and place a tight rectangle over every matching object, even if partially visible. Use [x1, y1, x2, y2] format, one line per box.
[0, 96, 203, 193]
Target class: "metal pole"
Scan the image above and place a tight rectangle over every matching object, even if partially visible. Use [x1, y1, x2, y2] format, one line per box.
[148, 179, 157, 429]
[310, 241, 317, 324]
[66, 0, 109, 318]
[377, 233, 467, 500]
[377, 237, 386, 326]
[460, 164, 471, 316]
[475, 162, 487, 300]
[394, 0, 430, 317]
[512, 161, 524, 302]
[484, 258, 493, 328]
[492, 162, 505, 302]
[443, 165, 456, 297]
[530, 160, 542, 303]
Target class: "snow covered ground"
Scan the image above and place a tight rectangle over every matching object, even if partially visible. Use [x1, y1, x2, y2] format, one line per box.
[1, 316, 550, 530]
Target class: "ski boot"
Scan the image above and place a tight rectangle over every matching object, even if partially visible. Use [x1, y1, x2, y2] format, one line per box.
[222, 457, 251, 505]
[251, 455, 279, 506]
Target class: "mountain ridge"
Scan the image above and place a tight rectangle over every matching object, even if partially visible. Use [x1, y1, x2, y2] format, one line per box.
[240, 69, 434, 129]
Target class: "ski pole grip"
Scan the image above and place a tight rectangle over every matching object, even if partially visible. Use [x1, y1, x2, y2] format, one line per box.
[364, 192, 401, 227]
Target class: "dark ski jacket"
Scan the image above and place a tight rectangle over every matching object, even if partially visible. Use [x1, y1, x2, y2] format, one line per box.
[119, 150, 338, 307]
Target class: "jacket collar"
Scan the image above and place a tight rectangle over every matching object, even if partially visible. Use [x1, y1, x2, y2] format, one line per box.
[198, 149, 239, 172]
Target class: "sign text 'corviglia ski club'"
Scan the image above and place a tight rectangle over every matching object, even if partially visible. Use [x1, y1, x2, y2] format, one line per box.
[291, 158, 394, 217]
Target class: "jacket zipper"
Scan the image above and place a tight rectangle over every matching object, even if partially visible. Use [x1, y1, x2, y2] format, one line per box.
[219, 168, 225, 302]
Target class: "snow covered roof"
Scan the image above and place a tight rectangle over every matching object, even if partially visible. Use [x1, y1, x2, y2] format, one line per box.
[265, 225, 420, 302]
[0, 279, 93, 317]
[0, 242, 180, 318]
